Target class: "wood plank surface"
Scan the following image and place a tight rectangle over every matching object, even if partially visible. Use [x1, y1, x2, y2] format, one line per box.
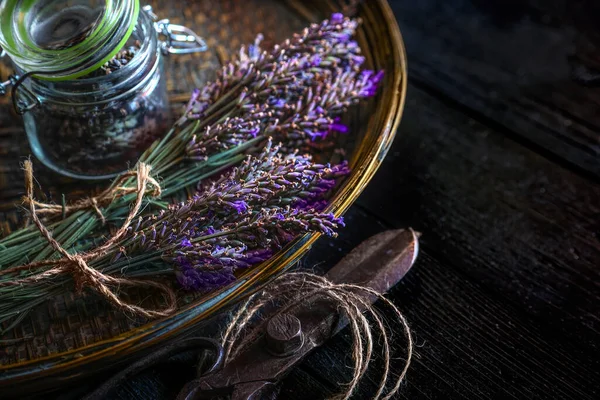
[391, 0, 600, 178]
[278, 69, 600, 396]
[359, 84, 600, 352]
[285, 209, 599, 399]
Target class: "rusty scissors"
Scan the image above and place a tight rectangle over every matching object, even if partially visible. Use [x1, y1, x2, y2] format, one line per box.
[83, 229, 419, 400]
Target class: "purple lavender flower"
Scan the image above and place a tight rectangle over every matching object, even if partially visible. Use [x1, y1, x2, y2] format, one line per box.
[239, 248, 273, 266]
[247, 34, 264, 60]
[359, 70, 385, 97]
[229, 200, 249, 214]
[329, 117, 349, 134]
[183, 88, 201, 119]
[272, 98, 287, 109]
[311, 55, 322, 67]
[295, 199, 329, 212]
[236, 207, 346, 239]
[305, 130, 329, 142]
[173, 246, 271, 291]
[168, 204, 344, 292]
[331, 13, 345, 24]
[175, 256, 237, 291]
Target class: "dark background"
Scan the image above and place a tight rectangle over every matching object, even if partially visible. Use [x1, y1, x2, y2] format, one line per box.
[65, 0, 600, 398]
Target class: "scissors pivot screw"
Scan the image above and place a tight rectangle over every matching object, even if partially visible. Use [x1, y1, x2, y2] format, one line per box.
[265, 314, 304, 357]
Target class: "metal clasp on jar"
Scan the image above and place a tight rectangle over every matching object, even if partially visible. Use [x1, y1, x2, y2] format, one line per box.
[142, 5, 208, 56]
[0, 48, 41, 114]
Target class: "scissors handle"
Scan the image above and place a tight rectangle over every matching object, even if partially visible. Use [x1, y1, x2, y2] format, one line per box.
[83, 338, 224, 400]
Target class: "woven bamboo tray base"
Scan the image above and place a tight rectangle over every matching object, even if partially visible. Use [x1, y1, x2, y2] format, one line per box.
[0, 0, 362, 368]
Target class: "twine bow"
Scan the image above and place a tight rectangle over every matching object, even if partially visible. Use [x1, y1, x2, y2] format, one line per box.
[0, 161, 177, 319]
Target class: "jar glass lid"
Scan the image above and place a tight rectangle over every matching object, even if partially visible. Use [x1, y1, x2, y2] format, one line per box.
[0, 0, 140, 80]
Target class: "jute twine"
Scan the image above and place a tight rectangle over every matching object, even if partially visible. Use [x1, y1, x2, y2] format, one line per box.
[222, 272, 413, 400]
[21, 166, 161, 224]
[0, 161, 177, 319]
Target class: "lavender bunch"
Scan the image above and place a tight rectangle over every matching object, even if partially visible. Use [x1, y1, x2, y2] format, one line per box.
[183, 15, 383, 160]
[117, 142, 348, 290]
[173, 206, 344, 290]
[185, 67, 383, 160]
[179, 13, 365, 123]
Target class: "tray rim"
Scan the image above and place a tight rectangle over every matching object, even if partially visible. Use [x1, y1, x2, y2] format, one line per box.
[0, 0, 408, 390]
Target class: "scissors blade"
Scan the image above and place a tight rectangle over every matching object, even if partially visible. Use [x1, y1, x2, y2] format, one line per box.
[327, 228, 419, 288]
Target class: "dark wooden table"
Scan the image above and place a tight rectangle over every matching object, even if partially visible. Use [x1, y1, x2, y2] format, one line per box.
[47, 0, 600, 398]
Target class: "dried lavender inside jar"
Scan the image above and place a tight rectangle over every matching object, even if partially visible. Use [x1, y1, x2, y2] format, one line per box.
[95, 41, 141, 77]
[28, 89, 168, 177]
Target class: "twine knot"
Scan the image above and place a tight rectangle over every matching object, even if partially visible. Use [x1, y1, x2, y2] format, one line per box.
[0, 161, 176, 319]
[71, 255, 93, 292]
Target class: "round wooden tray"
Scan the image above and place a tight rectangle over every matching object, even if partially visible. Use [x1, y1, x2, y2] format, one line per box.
[0, 0, 406, 394]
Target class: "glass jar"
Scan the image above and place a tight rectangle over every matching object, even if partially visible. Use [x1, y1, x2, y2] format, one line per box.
[0, 1, 207, 179]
